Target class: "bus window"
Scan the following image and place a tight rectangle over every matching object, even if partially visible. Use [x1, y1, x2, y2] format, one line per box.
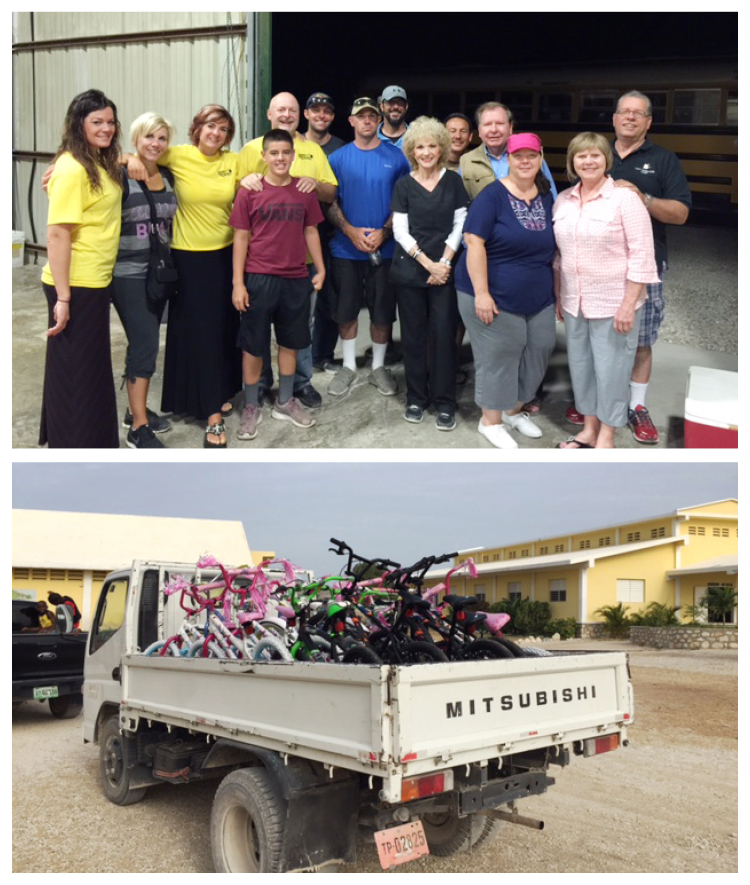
[727, 91, 737, 126]
[502, 91, 533, 127]
[431, 92, 463, 122]
[539, 93, 573, 123]
[580, 91, 617, 124]
[648, 92, 668, 125]
[674, 89, 722, 125]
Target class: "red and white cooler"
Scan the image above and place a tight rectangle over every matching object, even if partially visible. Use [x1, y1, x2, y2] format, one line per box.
[684, 366, 738, 448]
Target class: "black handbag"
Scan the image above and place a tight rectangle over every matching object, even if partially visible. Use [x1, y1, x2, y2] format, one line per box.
[136, 171, 179, 304]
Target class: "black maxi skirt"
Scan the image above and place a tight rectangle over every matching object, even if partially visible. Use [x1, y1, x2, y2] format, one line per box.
[39, 283, 119, 448]
[161, 246, 242, 422]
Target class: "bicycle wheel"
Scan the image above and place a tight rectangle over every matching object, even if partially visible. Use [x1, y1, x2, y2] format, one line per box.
[341, 643, 382, 664]
[293, 635, 333, 663]
[400, 640, 449, 664]
[251, 635, 293, 662]
[490, 635, 527, 658]
[459, 638, 514, 660]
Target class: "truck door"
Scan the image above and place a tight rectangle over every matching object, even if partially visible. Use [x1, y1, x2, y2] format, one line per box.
[83, 575, 130, 740]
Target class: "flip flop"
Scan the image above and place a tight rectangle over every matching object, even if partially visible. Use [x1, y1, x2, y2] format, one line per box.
[557, 436, 594, 449]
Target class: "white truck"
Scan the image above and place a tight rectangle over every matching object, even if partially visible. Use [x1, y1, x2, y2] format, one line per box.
[83, 560, 634, 872]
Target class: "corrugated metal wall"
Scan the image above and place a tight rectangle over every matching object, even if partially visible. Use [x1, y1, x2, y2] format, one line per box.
[12, 11, 250, 254]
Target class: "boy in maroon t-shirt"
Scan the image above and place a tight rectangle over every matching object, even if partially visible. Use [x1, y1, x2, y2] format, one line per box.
[230, 129, 326, 439]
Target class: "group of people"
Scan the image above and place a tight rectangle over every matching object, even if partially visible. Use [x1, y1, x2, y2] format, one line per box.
[38, 83, 690, 449]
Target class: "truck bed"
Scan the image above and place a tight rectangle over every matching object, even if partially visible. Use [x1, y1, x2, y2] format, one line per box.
[121, 651, 632, 803]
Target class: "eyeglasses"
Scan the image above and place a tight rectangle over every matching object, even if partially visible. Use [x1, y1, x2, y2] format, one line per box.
[616, 108, 651, 119]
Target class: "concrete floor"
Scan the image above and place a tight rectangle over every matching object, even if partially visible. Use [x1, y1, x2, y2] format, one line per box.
[12, 224, 737, 450]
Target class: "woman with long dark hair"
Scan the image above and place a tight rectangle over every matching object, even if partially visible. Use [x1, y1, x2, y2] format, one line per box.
[40, 89, 123, 448]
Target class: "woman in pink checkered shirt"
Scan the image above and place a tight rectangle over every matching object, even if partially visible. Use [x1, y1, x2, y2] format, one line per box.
[553, 132, 659, 449]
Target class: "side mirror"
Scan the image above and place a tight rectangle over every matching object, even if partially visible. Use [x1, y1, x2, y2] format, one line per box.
[56, 604, 74, 634]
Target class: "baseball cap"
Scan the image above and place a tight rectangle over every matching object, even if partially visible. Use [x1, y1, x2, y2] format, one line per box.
[507, 133, 543, 153]
[306, 92, 335, 111]
[350, 97, 380, 116]
[381, 85, 407, 103]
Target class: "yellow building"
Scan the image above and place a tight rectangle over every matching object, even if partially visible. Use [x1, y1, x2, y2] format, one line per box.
[426, 499, 738, 634]
[12, 509, 275, 630]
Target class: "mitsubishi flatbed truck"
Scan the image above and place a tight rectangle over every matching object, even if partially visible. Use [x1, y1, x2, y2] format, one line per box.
[83, 560, 634, 872]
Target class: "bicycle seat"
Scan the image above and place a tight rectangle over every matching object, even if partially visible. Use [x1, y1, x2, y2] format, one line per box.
[444, 594, 477, 610]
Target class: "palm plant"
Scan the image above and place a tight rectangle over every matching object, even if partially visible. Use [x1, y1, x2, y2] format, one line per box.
[594, 602, 631, 639]
[705, 585, 738, 625]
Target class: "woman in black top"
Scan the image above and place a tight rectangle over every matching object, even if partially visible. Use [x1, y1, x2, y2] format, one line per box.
[390, 116, 469, 431]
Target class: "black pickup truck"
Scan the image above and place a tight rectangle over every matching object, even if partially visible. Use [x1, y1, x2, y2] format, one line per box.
[12, 600, 87, 718]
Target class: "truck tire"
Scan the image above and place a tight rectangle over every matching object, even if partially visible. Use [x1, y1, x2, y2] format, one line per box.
[49, 692, 83, 719]
[420, 810, 473, 855]
[99, 716, 147, 806]
[420, 810, 499, 855]
[211, 768, 286, 873]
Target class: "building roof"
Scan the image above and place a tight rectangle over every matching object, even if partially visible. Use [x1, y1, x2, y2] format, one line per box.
[667, 555, 739, 578]
[427, 535, 685, 579]
[12, 509, 264, 571]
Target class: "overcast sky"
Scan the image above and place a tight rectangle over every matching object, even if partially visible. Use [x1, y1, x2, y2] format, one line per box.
[12, 462, 737, 577]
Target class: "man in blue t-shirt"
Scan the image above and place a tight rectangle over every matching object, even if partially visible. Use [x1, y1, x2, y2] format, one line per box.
[325, 97, 410, 398]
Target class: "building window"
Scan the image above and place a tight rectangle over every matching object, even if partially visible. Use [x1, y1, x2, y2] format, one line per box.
[474, 585, 486, 603]
[626, 532, 641, 543]
[651, 527, 666, 539]
[521, 549, 529, 557]
[539, 546, 549, 555]
[555, 544, 565, 553]
[550, 579, 567, 602]
[492, 553, 500, 561]
[617, 579, 645, 603]
[598, 537, 611, 547]
[508, 582, 522, 600]
[579, 540, 591, 549]
[508, 551, 517, 559]
[482, 555, 489, 563]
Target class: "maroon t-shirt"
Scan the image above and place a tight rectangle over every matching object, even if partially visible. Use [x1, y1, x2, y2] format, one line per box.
[229, 180, 323, 278]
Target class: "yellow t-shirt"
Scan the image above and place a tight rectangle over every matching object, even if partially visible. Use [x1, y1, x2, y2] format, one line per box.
[162, 145, 240, 252]
[237, 134, 338, 186]
[41, 153, 122, 288]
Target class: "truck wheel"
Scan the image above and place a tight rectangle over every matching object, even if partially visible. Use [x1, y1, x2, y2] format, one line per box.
[420, 810, 473, 855]
[212, 768, 285, 873]
[471, 815, 503, 848]
[99, 716, 146, 806]
[49, 692, 83, 719]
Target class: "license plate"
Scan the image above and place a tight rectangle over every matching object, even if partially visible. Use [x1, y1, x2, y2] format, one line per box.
[33, 686, 59, 700]
[374, 820, 429, 869]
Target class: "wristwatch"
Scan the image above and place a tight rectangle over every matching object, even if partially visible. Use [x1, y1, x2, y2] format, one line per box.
[643, 193, 653, 207]
[439, 257, 452, 268]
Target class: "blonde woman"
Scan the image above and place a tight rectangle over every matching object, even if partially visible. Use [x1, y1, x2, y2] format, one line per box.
[553, 132, 659, 449]
[111, 113, 178, 448]
[390, 116, 469, 430]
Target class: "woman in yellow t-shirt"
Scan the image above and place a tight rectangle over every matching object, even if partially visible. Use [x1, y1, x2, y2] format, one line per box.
[40, 89, 123, 448]
[126, 105, 242, 447]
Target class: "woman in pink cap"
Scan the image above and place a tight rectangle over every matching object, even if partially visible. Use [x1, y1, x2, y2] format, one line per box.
[454, 132, 557, 449]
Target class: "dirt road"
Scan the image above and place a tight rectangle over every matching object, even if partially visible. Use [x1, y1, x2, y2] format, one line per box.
[12, 641, 737, 873]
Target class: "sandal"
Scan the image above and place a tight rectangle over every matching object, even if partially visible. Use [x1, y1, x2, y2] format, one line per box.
[221, 402, 234, 419]
[557, 436, 594, 449]
[204, 421, 228, 448]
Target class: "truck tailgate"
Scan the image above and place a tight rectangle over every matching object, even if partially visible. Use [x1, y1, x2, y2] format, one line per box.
[121, 651, 632, 802]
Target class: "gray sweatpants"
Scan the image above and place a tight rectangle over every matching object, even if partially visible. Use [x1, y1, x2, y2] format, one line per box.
[563, 308, 641, 427]
[458, 291, 556, 411]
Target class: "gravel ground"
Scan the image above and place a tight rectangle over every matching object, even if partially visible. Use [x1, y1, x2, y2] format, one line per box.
[12, 640, 737, 874]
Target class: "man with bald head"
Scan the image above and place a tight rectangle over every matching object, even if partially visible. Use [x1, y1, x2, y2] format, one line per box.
[238, 92, 338, 408]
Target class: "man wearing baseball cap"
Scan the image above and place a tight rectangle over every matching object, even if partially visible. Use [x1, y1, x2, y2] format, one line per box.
[303, 92, 345, 156]
[377, 85, 409, 150]
[325, 97, 410, 398]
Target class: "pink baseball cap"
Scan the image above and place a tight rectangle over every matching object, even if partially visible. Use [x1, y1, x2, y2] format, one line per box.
[507, 133, 542, 153]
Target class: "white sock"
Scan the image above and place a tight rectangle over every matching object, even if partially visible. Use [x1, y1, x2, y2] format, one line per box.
[630, 381, 648, 411]
[371, 342, 388, 371]
[342, 338, 357, 372]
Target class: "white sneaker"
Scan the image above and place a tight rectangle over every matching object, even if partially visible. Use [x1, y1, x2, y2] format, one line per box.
[477, 420, 519, 449]
[502, 410, 542, 439]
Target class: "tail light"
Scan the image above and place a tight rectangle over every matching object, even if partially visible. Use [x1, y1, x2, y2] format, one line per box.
[583, 734, 620, 757]
[400, 769, 454, 802]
